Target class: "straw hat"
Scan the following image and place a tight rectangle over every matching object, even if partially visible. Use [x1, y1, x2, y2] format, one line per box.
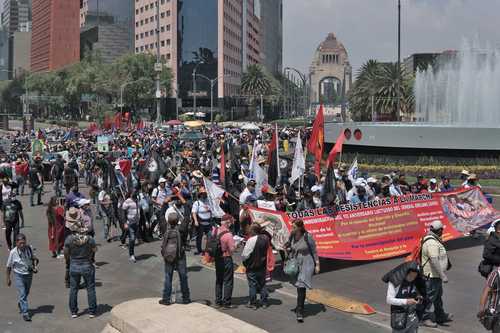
[192, 170, 204, 178]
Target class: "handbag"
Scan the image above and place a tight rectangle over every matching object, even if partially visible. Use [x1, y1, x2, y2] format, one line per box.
[283, 257, 299, 277]
[390, 311, 408, 330]
[478, 260, 494, 278]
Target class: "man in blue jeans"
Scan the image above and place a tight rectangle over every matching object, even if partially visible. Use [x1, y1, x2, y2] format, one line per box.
[159, 212, 191, 305]
[242, 224, 270, 309]
[64, 225, 97, 318]
[6, 233, 38, 321]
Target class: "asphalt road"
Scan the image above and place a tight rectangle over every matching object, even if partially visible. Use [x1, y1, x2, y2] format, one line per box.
[0, 183, 495, 333]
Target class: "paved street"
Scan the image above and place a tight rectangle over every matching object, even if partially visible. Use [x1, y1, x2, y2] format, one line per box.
[0, 182, 494, 333]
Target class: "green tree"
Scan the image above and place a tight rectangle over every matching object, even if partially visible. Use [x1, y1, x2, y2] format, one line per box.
[112, 53, 172, 120]
[348, 60, 414, 121]
[241, 64, 281, 120]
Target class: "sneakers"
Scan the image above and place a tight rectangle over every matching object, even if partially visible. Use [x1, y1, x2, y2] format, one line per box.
[245, 303, 258, 310]
[57, 254, 65, 259]
[437, 313, 454, 324]
[129, 255, 136, 263]
[261, 302, 269, 309]
[296, 313, 304, 323]
[89, 313, 95, 319]
[71, 313, 78, 319]
[158, 299, 171, 306]
[421, 319, 438, 328]
[182, 299, 191, 305]
[222, 304, 236, 310]
[22, 314, 31, 322]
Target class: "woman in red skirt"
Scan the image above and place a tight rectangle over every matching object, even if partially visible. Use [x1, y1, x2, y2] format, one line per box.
[47, 196, 65, 258]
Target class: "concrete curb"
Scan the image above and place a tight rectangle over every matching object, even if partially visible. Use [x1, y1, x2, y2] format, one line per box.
[105, 298, 269, 333]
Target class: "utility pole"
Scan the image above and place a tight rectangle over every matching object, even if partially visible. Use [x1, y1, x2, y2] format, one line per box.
[396, 0, 401, 121]
[155, 0, 162, 125]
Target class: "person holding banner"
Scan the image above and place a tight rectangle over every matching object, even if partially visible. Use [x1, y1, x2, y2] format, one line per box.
[286, 219, 320, 323]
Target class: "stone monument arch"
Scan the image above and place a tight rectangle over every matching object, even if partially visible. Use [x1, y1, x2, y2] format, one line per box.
[309, 33, 352, 117]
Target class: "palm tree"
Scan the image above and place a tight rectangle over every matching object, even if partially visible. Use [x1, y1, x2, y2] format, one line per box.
[348, 60, 414, 121]
[241, 64, 274, 96]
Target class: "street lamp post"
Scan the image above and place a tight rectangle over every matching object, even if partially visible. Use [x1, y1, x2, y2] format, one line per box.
[195, 74, 231, 125]
[155, 0, 162, 125]
[284, 67, 309, 117]
[192, 61, 204, 113]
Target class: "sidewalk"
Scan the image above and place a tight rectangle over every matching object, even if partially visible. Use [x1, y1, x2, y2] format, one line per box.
[105, 298, 268, 333]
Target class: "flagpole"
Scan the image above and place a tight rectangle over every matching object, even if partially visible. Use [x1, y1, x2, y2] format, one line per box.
[275, 123, 280, 185]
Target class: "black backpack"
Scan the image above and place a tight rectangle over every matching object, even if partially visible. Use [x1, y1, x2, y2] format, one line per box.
[3, 200, 18, 224]
[161, 227, 180, 263]
[206, 228, 230, 258]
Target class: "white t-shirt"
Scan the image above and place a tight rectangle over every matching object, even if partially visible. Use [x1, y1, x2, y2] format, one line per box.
[192, 200, 212, 221]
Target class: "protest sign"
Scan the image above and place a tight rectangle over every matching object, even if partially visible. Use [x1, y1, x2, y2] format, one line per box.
[97, 136, 110, 152]
[249, 187, 498, 261]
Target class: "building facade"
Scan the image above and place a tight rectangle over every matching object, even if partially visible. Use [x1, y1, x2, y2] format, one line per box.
[134, 0, 280, 110]
[12, 30, 30, 75]
[80, 0, 135, 63]
[2, 0, 31, 35]
[259, 0, 282, 75]
[309, 33, 352, 113]
[31, 0, 80, 72]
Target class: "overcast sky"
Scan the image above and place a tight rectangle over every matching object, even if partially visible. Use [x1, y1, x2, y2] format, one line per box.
[283, 0, 500, 76]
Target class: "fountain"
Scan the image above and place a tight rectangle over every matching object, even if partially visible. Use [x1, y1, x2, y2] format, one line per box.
[324, 39, 500, 155]
[415, 40, 500, 126]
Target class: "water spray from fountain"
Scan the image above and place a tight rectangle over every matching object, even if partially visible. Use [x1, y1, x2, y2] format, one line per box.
[415, 39, 500, 127]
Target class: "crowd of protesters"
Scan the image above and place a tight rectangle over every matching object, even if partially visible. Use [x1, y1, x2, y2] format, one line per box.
[0, 123, 489, 328]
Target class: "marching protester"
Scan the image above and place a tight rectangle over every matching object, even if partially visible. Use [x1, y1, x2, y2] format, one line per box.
[159, 212, 191, 305]
[6, 233, 39, 321]
[211, 214, 236, 309]
[383, 261, 425, 333]
[242, 223, 270, 309]
[420, 220, 453, 328]
[191, 188, 213, 255]
[47, 197, 65, 258]
[28, 163, 43, 207]
[3, 190, 24, 251]
[121, 191, 140, 263]
[63, 220, 97, 318]
[286, 219, 320, 322]
[478, 265, 500, 332]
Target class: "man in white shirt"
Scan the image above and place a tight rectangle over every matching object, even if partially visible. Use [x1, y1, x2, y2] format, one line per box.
[239, 180, 256, 205]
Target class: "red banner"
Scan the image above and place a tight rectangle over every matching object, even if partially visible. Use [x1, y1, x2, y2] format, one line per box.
[249, 187, 499, 261]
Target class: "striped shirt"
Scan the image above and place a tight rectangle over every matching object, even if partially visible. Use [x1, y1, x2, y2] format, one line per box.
[487, 268, 500, 311]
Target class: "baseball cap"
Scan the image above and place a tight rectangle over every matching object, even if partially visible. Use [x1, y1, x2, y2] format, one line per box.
[430, 220, 443, 230]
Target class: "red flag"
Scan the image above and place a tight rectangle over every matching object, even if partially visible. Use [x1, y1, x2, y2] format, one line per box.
[267, 124, 279, 187]
[119, 159, 132, 177]
[326, 131, 346, 168]
[114, 113, 121, 130]
[136, 119, 144, 130]
[307, 105, 324, 179]
[220, 143, 226, 185]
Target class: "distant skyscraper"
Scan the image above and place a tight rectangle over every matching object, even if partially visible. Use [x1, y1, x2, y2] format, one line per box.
[259, 0, 282, 75]
[2, 0, 31, 35]
[80, 0, 135, 63]
[134, 0, 282, 110]
[31, 0, 80, 72]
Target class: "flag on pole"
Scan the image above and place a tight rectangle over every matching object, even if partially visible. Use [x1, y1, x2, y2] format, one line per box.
[248, 139, 260, 179]
[347, 157, 358, 182]
[322, 131, 346, 204]
[326, 131, 346, 168]
[289, 131, 305, 185]
[203, 177, 226, 218]
[307, 104, 325, 179]
[267, 124, 280, 187]
[220, 142, 226, 186]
